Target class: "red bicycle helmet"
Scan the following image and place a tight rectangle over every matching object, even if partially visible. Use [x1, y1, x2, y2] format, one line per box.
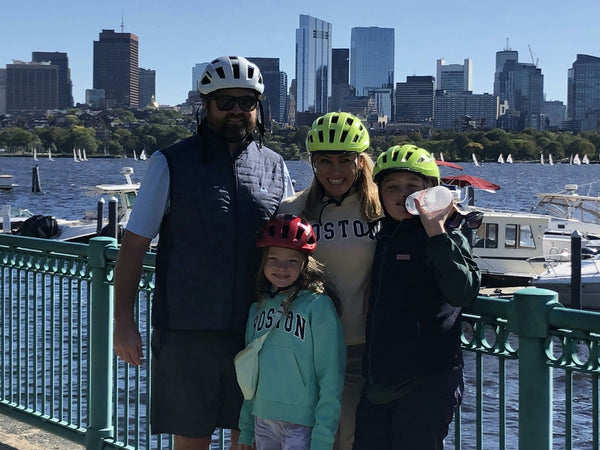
[257, 214, 317, 254]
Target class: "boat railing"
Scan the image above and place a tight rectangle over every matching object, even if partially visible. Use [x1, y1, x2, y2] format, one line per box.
[1, 235, 600, 449]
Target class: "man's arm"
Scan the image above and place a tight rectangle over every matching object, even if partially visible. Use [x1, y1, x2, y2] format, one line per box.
[113, 230, 152, 365]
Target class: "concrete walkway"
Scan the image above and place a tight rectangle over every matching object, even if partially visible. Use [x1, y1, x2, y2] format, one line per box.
[0, 410, 84, 450]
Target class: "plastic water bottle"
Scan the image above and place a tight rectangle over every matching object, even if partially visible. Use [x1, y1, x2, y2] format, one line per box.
[405, 186, 454, 215]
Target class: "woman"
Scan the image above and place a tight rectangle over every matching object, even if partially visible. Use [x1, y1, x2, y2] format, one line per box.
[278, 112, 381, 450]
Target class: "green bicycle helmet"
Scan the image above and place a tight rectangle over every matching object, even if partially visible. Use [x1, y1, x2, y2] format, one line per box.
[373, 144, 440, 184]
[306, 112, 369, 153]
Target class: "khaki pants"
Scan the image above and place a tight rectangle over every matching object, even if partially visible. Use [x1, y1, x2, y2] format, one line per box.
[334, 343, 365, 450]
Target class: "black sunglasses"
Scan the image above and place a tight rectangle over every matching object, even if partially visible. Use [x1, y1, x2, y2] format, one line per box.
[446, 210, 484, 230]
[212, 95, 259, 112]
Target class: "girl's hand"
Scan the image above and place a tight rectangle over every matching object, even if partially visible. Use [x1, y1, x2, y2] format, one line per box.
[416, 198, 454, 237]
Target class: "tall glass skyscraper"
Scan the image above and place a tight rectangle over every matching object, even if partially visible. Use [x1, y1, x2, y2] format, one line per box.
[350, 27, 394, 96]
[295, 14, 331, 114]
[567, 54, 600, 132]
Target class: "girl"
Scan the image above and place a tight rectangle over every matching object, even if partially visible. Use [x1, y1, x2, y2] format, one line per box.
[354, 144, 481, 449]
[277, 112, 381, 450]
[237, 214, 346, 450]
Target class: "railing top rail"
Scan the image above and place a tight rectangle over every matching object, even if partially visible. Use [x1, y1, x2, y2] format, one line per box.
[0, 234, 89, 257]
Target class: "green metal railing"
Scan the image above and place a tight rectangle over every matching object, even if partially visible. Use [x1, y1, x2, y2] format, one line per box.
[1, 234, 599, 449]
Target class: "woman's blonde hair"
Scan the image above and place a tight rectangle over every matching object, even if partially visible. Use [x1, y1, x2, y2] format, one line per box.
[256, 249, 342, 316]
[301, 152, 382, 222]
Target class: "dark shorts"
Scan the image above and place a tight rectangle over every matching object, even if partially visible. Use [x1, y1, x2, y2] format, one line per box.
[150, 329, 245, 438]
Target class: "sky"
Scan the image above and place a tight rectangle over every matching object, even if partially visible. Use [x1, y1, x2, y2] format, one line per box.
[2, 0, 599, 107]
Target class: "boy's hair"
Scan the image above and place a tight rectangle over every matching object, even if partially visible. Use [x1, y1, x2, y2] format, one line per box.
[256, 249, 342, 316]
[301, 152, 381, 222]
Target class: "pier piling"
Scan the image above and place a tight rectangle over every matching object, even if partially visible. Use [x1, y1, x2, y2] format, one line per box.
[31, 165, 41, 192]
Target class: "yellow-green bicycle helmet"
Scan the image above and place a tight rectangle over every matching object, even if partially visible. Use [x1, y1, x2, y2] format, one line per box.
[373, 144, 440, 184]
[306, 112, 369, 153]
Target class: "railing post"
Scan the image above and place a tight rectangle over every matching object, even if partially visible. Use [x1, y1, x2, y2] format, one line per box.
[86, 236, 118, 450]
[512, 287, 560, 450]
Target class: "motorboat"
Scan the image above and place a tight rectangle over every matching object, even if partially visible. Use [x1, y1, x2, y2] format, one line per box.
[442, 176, 600, 287]
[531, 255, 600, 309]
[0, 174, 16, 190]
[10, 167, 140, 243]
[531, 184, 600, 239]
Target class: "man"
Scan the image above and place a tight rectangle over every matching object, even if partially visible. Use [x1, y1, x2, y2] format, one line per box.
[113, 55, 294, 450]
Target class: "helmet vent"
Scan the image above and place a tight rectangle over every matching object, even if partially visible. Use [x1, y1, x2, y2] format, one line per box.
[317, 117, 324, 125]
[340, 130, 348, 142]
[200, 75, 211, 86]
[329, 130, 337, 143]
[318, 130, 324, 142]
[248, 66, 255, 80]
[232, 64, 240, 79]
[215, 67, 226, 79]
[331, 115, 339, 124]
[346, 117, 354, 126]
[352, 134, 360, 143]
[281, 224, 290, 239]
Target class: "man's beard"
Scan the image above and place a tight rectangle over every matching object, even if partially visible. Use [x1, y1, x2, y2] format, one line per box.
[208, 114, 255, 143]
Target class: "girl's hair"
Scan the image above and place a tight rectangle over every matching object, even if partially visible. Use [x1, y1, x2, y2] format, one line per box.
[301, 152, 382, 222]
[256, 248, 342, 316]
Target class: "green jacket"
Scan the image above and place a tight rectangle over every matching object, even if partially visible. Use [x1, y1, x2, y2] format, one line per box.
[238, 290, 346, 449]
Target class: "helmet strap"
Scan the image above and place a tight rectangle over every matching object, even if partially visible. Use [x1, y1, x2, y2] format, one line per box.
[256, 101, 266, 148]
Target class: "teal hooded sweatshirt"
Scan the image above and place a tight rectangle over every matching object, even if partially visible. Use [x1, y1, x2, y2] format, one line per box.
[238, 289, 346, 449]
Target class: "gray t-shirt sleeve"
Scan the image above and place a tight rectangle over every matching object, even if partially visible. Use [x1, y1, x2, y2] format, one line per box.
[125, 151, 170, 239]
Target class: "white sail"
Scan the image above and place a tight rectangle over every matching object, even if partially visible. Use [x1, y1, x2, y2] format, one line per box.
[497, 153, 504, 164]
[440, 152, 445, 162]
[48, 148, 54, 161]
[139, 149, 147, 161]
[133, 150, 138, 160]
[33, 148, 38, 161]
[83, 149, 88, 161]
[506, 154, 513, 163]
[472, 153, 480, 167]
[540, 154, 544, 165]
[573, 154, 581, 165]
[582, 154, 590, 164]
[549, 154, 554, 166]
[73, 148, 79, 162]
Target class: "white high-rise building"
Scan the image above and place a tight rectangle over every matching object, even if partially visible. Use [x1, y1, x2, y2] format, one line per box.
[436, 59, 472, 92]
[295, 14, 332, 113]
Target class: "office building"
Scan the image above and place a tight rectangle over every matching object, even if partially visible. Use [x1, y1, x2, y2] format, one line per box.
[0, 69, 6, 114]
[93, 29, 139, 108]
[295, 14, 332, 114]
[6, 61, 58, 112]
[542, 100, 566, 130]
[330, 48, 351, 113]
[350, 27, 394, 96]
[395, 76, 435, 124]
[566, 54, 600, 132]
[248, 57, 287, 123]
[434, 92, 498, 130]
[436, 59, 472, 93]
[31, 52, 73, 109]
[138, 68, 156, 108]
[493, 49, 544, 131]
[85, 89, 105, 108]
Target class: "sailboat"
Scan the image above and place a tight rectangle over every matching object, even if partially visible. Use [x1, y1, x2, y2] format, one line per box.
[497, 153, 505, 164]
[78, 148, 84, 162]
[82, 149, 88, 161]
[33, 148, 38, 161]
[540, 154, 544, 165]
[506, 154, 513, 164]
[573, 154, 581, 165]
[133, 150, 138, 160]
[48, 148, 54, 161]
[582, 154, 590, 165]
[549, 154, 554, 166]
[440, 152, 445, 162]
[472, 153, 480, 167]
[73, 148, 80, 162]
[139, 149, 147, 161]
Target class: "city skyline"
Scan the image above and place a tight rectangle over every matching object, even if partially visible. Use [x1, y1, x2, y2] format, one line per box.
[1, 0, 599, 107]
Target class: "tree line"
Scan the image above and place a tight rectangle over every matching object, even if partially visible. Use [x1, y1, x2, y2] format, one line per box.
[1, 108, 599, 163]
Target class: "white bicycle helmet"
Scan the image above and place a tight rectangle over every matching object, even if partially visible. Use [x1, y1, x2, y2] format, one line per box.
[197, 56, 264, 95]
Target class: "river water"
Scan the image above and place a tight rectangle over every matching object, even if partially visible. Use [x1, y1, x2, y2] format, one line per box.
[1, 155, 600, 448]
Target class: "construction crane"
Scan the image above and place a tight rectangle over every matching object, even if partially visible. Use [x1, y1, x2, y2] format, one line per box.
[528, 44, 539, 67]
